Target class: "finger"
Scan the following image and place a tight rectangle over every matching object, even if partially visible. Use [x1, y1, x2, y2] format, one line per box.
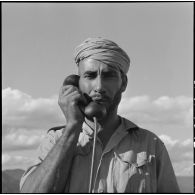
[58, 91, 80, 108]
[61, 85, 78, 92]
[60, 85, 78, 96]
[62, 91, 81, 103]
[68, 91, 89, 106]
[72, 93, 82, 104]
[70, 93, 85, 115]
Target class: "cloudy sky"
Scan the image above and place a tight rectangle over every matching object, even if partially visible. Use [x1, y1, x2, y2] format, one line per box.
[2, 3, 193, 177]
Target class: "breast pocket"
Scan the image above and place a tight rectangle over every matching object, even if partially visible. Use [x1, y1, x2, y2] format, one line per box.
[113, 151, 151, 193]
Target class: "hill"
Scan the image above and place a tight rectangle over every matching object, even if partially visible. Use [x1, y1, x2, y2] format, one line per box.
[2, 169, 25, 193]
[177, 176, 193, 193]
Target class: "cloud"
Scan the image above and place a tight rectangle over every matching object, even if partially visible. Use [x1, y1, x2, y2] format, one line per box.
[173, 161, 193, 176]
[2, 87, 65, 132]
[159, 134, 193, 161]
[2, 153, 34, 170]
[2, 87, 64, 152]
[2, 128, 45, 151]
[158, 134, 193, 176]
[159, 134, 178, 146]
[2, 153, 11, 165]
[118, 95, 193, 127]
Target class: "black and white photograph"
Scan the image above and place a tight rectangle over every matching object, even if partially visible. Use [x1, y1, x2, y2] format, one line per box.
[2, 2, 193, 193]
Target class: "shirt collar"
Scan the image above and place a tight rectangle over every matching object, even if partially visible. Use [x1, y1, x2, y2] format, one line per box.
[120, 116, 139, 132]
[101, 117, 139, 154]
[82, 118, 97, 138]
[82, 116, 138, 139]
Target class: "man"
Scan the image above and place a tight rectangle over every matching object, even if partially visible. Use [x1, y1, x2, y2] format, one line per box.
[20, 37, 180, 193]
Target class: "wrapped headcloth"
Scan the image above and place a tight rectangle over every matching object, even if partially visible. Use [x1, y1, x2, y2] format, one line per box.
[74, 37, 130, 74]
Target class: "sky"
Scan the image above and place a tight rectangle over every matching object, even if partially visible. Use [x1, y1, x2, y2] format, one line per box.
[2, 2, 193, 178]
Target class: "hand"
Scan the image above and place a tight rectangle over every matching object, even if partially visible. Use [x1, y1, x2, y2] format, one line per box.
[58, 85, 87, 126]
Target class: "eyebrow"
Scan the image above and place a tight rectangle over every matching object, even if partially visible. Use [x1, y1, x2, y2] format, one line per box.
[83, 70, 97, 75]
[83, 68, 118, 74]
[102, 68, 119, 75]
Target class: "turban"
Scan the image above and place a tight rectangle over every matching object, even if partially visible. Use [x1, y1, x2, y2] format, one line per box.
[74, 37, 130, 74]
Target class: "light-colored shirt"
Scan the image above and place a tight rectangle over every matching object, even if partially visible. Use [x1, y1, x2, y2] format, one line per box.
[20, 116, 180, 193]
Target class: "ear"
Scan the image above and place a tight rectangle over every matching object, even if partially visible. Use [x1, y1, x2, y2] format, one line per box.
[121, 75, 128, 92]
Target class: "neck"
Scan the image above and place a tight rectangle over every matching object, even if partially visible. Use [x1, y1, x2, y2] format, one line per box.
[85, 108, 121, 148]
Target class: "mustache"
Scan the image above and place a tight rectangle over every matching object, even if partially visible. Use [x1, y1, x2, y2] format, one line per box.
[82, 93, 110, 104]
[91, 94, 109, 101]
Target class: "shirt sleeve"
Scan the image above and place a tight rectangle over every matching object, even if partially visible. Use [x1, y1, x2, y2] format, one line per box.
[19, 129, 62, 191]
[156, 144, 180, 193]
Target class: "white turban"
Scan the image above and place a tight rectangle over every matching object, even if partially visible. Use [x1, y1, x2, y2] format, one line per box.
[74, 37, 130, 74]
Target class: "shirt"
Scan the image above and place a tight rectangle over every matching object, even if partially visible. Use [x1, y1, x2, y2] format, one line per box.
[20, 116, 180, 193]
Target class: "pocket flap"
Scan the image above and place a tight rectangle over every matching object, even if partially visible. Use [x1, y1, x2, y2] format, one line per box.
[114, 150, 150, 168]
[114, 150, 135, 164]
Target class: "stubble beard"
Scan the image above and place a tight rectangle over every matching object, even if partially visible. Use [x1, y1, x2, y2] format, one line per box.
[98, 89, 122, 123]
[107, 90, 122, 115]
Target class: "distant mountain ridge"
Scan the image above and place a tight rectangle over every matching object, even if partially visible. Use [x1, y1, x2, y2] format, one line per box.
[177, 176, 193, 193]
[2, 169, 24, 193]
[1, 169, 193, 193]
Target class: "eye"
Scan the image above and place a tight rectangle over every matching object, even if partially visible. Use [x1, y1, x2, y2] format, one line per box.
[84, 72, 97, 79]
[102, 71, 118, 78]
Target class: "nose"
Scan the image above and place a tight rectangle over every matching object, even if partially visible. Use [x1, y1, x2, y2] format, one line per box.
[94, 76, 106, 94]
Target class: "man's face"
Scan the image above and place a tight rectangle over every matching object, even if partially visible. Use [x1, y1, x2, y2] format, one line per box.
[78, 58, 126, 114]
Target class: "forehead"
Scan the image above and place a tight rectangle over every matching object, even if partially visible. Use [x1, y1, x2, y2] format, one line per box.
[78, 58, 120, 74]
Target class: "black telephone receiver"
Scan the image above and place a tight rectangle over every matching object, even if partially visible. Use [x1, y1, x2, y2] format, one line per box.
[63, 74, 107, 120]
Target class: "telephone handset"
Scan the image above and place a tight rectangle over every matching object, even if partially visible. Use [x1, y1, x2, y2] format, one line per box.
[63, 74, 107, 120]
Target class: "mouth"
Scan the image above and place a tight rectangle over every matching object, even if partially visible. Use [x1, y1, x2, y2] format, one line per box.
[92, 96, 108, 104]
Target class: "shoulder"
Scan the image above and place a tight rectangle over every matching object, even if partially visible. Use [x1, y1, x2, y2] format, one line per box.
[43, 125, 66, 144]
[123, 117, 165, 153]
[37, 125, 66, 159]
[137, 127, 163, 144]
[140, 128, 166, 156]
[47, 125, 66, 133]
